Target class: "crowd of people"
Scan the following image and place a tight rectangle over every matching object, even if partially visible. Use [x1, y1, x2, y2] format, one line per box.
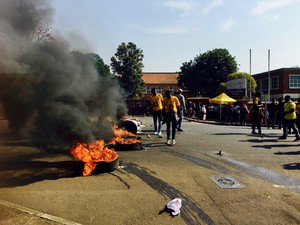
[150, 88, 184, 146]
[149, 88, 300, 144]
[186, 101, 207, 121]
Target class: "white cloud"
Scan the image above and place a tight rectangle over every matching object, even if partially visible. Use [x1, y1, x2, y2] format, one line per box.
[219, 18, 236, 31]
[253, 0, 296, 14]
[203, 0, 225, 15]
[163, 0, 192, 10]
[262, 14, 281, 23]
[163, 0, 194, 15]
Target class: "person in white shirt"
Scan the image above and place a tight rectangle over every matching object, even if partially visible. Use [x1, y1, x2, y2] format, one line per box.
[176, 89, 186, 131]
[201, 105, 206, 121]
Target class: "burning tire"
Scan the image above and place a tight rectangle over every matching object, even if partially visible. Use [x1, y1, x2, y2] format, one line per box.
[92, 157, 119, 174]
[107, 142, 142, 151]
[118, 119, 139, 134]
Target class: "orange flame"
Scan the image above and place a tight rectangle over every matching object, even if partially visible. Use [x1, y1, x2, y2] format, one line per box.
[71, 140, 119, 176]
[71, 122, 140, 176]
[108, 125, 141, 145]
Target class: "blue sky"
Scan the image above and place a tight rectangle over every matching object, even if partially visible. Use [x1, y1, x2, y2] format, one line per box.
[51, 0, 300, 74]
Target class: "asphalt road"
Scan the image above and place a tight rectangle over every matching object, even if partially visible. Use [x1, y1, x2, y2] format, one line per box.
[0, 117, 299, 225]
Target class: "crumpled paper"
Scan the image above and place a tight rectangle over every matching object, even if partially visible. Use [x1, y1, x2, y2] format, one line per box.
[167, 198, 182, 216]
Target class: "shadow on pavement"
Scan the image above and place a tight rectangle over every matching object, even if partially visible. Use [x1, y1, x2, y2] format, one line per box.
[0, 157, 83, 188]
[282, 163, 300, 170]
[212, 132, 245, 136]
[250, 144, 300, 150]
[275, 150, 300, 155]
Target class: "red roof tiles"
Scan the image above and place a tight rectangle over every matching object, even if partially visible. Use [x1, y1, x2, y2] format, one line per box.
[143, 72, 179, 85]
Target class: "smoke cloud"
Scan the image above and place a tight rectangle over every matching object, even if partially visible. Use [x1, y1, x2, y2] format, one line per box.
[0, 0, 127, 152]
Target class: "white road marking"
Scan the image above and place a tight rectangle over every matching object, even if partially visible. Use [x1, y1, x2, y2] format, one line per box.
[0, 199, 82, 225]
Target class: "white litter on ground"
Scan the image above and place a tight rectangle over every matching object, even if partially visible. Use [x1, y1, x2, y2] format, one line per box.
[167, 198, 182, 216]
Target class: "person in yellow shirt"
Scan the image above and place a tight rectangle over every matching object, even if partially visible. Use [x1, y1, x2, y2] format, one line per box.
[279, 95, 300, 141]
[163, 90, 180, 146]
[296, 97, 300, 135]
[150, 88, 164, 136]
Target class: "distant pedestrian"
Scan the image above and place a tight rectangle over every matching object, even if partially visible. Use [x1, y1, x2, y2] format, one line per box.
[150, 88, 164, 136]
[225, 102, 234, 123]
[201, 104, 207, 121]
[240, 101, 249, 125]
[251, 91, 262, 134]
[163, 90, 180, 146]
[197, 102, 202, 120]
[233, 103, 241, 124]
[279, 95, 300, 141]
[295, 98, 300, 135]
[267, 99, 277, 129]
[277, 98, 284, 129]
[176, 89, 186, 132]
[187, 101, 196, 118]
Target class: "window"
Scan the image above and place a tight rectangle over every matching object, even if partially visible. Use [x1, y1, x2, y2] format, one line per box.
[157, 85, 164, 93]
[168, 86, 174, 93]
[256, 80, 261, 91]
[271, 77, 278, 89]
[289, 75, 300, 88]
[145, 85, 151, 94]
[261, 79, 268, 91]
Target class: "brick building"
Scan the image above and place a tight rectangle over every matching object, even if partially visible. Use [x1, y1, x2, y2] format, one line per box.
[253, 67, 300, 101]
[142, 72, 180, 98]
[126, 72, 181, 115]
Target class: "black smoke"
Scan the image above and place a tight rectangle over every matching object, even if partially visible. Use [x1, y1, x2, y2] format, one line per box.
[0, 0, 127, 152]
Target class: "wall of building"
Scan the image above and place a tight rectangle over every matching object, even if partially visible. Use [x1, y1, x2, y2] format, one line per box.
[253, 68, 300, 101]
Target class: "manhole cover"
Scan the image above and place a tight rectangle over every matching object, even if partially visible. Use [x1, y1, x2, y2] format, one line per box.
[210, 176, 245, 189]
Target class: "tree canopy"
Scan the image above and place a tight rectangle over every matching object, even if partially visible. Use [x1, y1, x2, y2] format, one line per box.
[110, 42, 145, 98]
[87, 53, 112, 77]
[70, 51, 111, 78]
[179, 48, 238, 97]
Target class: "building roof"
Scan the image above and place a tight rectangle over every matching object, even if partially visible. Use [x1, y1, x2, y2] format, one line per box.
[252, 67, 300, 76]
[143, 72, 179, 84]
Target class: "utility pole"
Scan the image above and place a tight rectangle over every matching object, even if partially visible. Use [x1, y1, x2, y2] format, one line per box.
[265, 49, 271, 126]
[249, 49, 252, 101]
[268, 49, 271, 102]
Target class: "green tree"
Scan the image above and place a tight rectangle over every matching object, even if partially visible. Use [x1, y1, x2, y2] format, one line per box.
[87, 53, 112, 77]
[215, 82, 227, 95]
[227, 72, 256, 98]
[69, 51, 111, 78]
[179, 48, 238, 97]
[71, 52, 111, 77]
[110, 42, 145, 98]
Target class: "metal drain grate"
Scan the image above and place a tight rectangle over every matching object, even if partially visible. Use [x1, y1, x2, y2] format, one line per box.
[210, 176, 245, 189]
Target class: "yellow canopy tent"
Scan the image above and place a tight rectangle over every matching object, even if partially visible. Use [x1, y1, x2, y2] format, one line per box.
[209, 93, 237, 121]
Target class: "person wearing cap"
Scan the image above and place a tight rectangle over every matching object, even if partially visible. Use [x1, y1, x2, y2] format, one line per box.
[163, 90, 180, 145]
[176, 89, 186, 131]
[150, 88, 164, 136]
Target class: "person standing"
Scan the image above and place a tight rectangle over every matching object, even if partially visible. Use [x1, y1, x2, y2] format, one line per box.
[176, 89, 186, 131]
[201, 104, 207, 121]
[163, 90, 180, 146]
[233, 103, 240, 124]
[240, 101, 249, 125]
[150, 88, 164, 136]
[225, 103, 234, 123]
[295, 98, 300, 135]
[251, 91, 262, 134]
[267, 99, 277, 129]
[279, 95, 300, 141]
[277, 97, 284, 129]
